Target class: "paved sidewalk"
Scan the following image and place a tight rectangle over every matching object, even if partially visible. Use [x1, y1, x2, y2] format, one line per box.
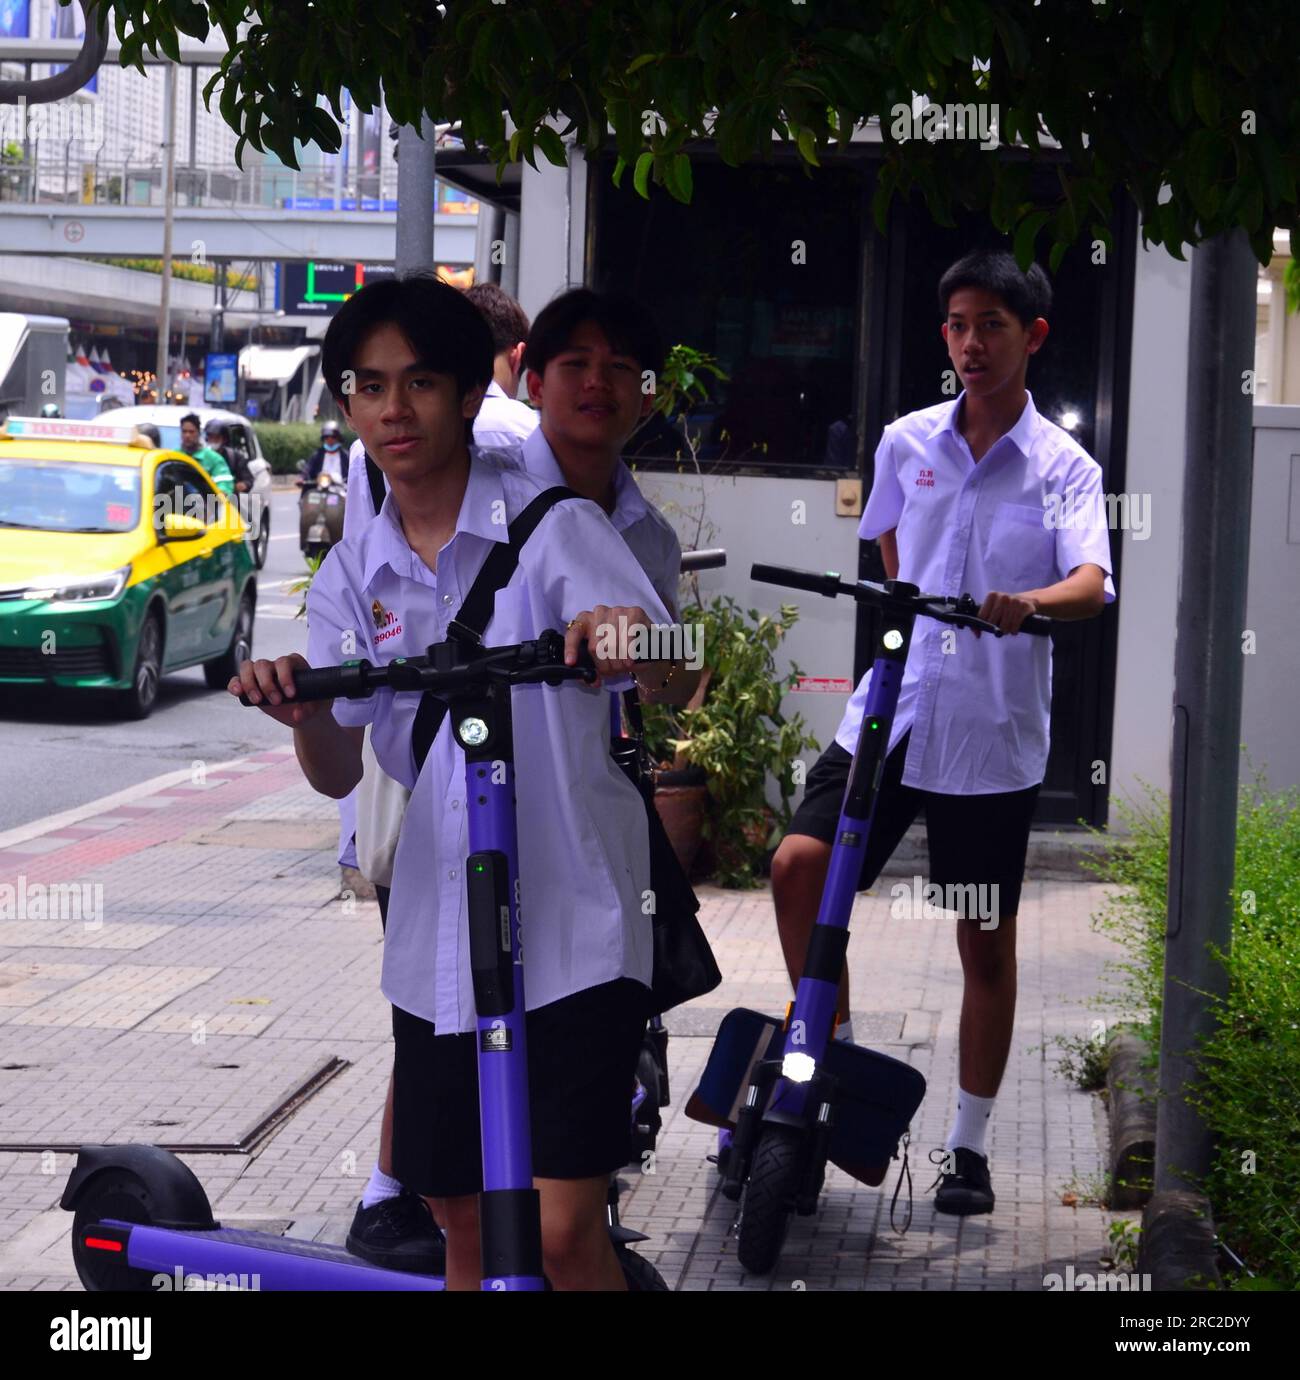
[0, 750, 1128, 1290]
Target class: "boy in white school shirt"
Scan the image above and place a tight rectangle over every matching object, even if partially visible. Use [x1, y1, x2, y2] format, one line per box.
[231, 274, 676, 1291]
[519, 287, 701, 698]
[771, 250, 1115, 1217]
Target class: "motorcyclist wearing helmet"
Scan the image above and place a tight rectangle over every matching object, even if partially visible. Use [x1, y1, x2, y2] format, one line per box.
[303, 419, 349, 485]
[179, 411, 235, 494]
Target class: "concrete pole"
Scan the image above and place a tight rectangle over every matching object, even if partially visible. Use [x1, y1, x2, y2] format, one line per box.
[1154, 227, 1258, 1194]
[394, 117, 436, 274]
[154, 62, 177, 400]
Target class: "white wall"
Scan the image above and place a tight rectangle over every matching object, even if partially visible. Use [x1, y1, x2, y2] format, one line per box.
[635, 470, 864, 772]
[1107, 240, 1194, 823]
[1243, 406, 1300, 790]
[516, 142, 586, 327]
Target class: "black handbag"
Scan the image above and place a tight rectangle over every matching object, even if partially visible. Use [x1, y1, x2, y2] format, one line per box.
[615, 689, 722, 1015]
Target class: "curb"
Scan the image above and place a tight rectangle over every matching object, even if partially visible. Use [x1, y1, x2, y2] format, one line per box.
[1139, 1190, 1222, 1290]
[1107, 1031, 1157, 1210]
[0, 746, 297, 853]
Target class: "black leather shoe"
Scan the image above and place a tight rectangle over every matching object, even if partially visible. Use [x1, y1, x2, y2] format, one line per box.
[345, 1189, 446, 1273]
[928, 1146, 995, 1216]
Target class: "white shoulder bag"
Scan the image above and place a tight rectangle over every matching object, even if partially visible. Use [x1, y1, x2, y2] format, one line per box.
[353, 723, 412, 887]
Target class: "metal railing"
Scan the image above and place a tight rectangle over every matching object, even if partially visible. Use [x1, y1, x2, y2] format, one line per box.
[0, 156, 469, 212]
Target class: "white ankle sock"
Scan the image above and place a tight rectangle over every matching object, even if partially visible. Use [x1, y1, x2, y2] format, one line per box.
[361, 1164, 403, 1209]
[945, 1089, 996, 1157]
[833, 1019, 854, 1043]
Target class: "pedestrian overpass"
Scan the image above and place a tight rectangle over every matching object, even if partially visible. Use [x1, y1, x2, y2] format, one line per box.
[0, 205, 477, 262]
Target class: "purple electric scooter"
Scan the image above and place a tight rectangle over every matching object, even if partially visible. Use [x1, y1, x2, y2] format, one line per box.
[689, 565, 1051, 1273]
[62, 628, 666, 1291]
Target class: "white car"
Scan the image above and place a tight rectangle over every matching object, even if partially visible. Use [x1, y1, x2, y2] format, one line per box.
[101, 405, 273, 568]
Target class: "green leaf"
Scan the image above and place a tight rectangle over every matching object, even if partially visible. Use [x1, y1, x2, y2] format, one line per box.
[796, 127, 820, 167]
[1191, 66, 1220, 128]
[633, 150, 655, 199]
[665, 151, 694, 203]
[535, 125, 568, 168]
[626, 53, 660, 75]
[611, 154, 628, 189]
[1013, 210, 1050, 267]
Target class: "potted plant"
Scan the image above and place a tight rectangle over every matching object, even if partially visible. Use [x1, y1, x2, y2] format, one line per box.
[641, 595, 817, 887]
[628, 347, 819, 885]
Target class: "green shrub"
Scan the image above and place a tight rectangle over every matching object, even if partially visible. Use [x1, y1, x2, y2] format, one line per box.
[1081, 783, 1171, 1055]
[252, 422, 355, 475]
[1085, 776, 1300, 1289]
[1191, 783, 1300, 1290]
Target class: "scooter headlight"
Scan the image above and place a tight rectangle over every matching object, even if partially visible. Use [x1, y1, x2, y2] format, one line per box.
[782, 1052, 817, 1084]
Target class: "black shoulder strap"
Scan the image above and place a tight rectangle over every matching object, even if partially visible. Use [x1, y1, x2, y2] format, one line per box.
[364, 451, 386, 514]
[411, 486, 578, 774]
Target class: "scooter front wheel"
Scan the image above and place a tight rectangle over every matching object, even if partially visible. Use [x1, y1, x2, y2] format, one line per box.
[736, 1125, 804, 1275]
[71, 1170, 160, 1292]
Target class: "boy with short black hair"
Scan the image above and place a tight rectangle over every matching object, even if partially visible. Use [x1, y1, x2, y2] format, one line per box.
[522, 287, 686, 638]
[771, 249, 1115, 1217]
[463, 281, 540, 456]
[231, 273, 676, 1290]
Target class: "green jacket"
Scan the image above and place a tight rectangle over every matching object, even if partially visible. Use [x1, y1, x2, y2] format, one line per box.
[188, 445, 235, 494]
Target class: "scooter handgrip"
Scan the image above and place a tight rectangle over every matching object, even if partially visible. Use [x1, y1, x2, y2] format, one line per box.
[1019, 614, 1053, 637]
[287, 666, 357, 701]
[681, 548, 727, 572]
[751, 563, 844, 597]
[237, 661, 375, 707]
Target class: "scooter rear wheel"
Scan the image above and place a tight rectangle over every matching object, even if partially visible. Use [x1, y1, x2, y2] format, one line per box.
[71, 1170, 160, 1292]
[736, 1125, 803, 1275]
[616, 1245, 669, 1292]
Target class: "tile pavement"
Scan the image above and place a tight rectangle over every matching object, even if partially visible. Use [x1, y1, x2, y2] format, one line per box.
[0, 748, 1133, 1290]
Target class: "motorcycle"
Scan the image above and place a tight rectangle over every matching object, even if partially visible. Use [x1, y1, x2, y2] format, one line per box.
[296, 460, 347, 562]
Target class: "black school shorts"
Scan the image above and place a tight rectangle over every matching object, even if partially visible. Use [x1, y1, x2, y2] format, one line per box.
[390, 977, 651, 1199]
[785, 731, 1040, 922]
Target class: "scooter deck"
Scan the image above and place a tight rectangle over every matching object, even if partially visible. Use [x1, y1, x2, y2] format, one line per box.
[103, 1219, 444, 1291]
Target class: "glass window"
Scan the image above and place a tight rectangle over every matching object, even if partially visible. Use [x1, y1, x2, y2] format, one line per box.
[0, 460, 140, 533]
[590, 155, 865, 470]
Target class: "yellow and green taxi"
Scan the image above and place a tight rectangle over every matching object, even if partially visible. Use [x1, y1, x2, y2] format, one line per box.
[0, 416, 257, 718]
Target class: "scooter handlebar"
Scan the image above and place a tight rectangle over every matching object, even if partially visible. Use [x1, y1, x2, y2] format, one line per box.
[751, 563, 852, 598]
[237, 660, 381, 707]
[752, 562, 1055, 638]
[237, 635, 603, 708]
[680, 548, 727, 572]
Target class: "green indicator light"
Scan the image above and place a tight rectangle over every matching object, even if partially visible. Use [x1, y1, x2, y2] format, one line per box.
[472, 861, 486, 873]
[868, 719, 880, 731]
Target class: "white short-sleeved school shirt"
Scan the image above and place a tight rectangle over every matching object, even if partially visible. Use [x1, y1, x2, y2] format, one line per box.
[520, 427, 683, 620]
[833, 390, 1116, 794]
[307, 455, 672, 1030]
[472, 380, 540, 457]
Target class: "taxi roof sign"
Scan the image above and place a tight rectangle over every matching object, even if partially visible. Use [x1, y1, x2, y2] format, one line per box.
[1, 416, 151, 446]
